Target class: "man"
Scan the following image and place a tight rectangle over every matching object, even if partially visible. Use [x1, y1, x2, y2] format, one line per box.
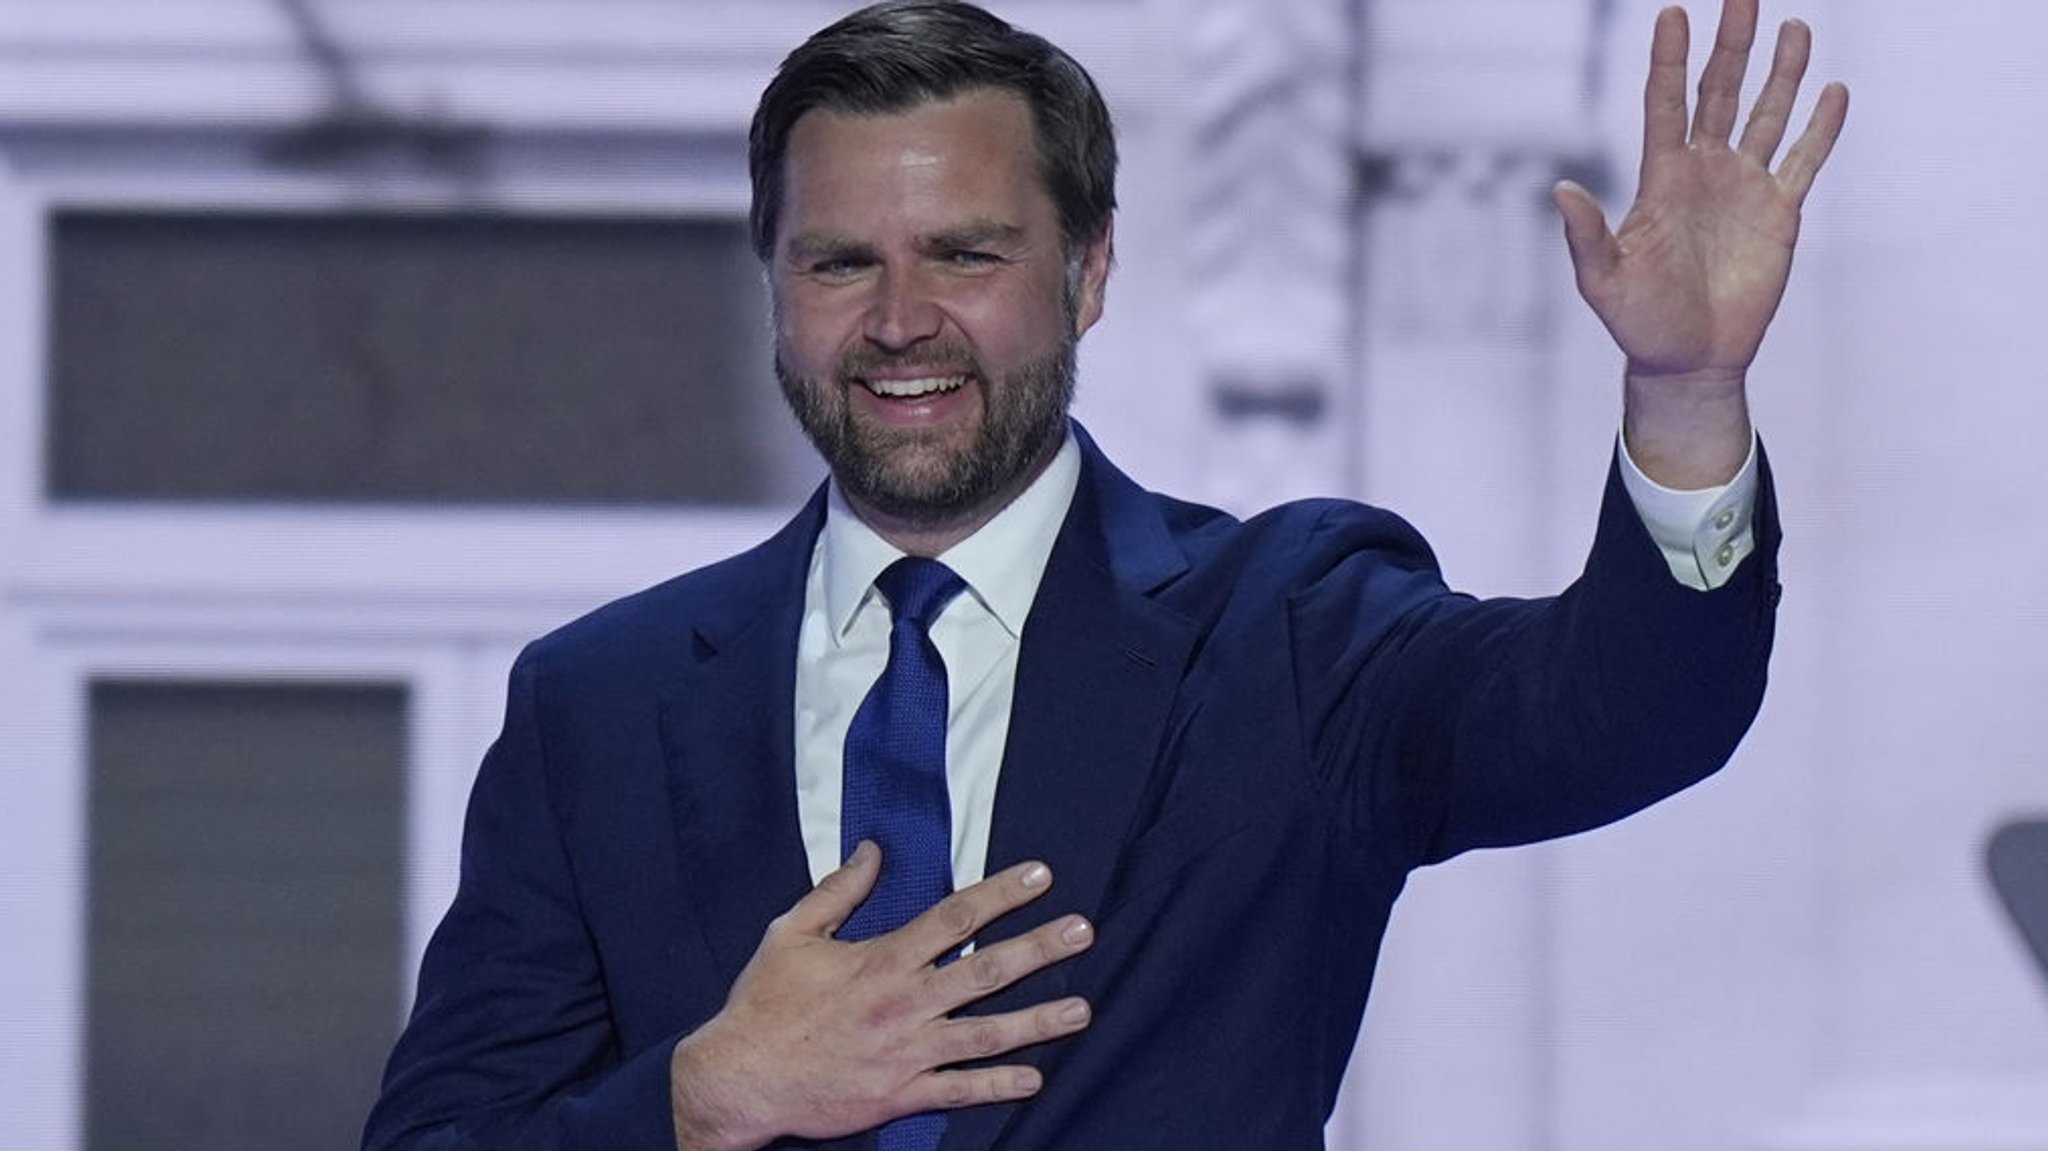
[364, 1, 1846, 1148]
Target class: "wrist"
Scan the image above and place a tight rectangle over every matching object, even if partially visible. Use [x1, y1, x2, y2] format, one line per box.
[670, 1028, 769, 1151]
[1622, 366, 1751, 489]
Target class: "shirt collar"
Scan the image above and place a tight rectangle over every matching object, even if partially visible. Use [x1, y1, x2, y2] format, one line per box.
[822, 429, 1082, 642]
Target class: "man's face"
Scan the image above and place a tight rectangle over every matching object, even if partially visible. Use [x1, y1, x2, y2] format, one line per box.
[770, 88, 1110, 530]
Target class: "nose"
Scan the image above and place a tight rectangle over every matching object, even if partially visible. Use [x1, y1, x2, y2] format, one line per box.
[862, 266, 943, 351]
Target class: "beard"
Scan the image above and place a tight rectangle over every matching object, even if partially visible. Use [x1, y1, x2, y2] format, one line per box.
[776, 329, 1077, 528]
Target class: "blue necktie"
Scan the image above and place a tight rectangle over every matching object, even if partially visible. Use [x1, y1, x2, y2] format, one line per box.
[840, 557, 964, 1151]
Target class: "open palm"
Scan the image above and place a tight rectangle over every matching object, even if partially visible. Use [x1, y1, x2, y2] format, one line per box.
[1556, 0, 1848, 380]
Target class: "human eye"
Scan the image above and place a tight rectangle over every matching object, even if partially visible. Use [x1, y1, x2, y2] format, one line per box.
[809, 255, 871, 279]
[943, 248, 1002, 269]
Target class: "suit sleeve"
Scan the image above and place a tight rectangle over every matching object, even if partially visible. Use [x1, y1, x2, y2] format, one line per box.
[362, 648, 682, 1151]
[1290, 450, 1781, 871]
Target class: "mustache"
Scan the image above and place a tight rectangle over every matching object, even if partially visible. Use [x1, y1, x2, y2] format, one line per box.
[834, 344, 983, 383]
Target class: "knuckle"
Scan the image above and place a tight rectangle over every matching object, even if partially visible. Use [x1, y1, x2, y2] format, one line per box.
[1033, 925, 1067, 963]
[967, 1018, 1006, 1059]
[964, 949, 1006, 993]
[936, 896, 979, 942]
[1034, 1005, 1063, 1040]
[1039, 999, 1086, 1038]
[977, 1073, 1009, 1105]
[937, 1016, 1008, 1064]
[937, 1064, 1011, 1105]
[1030, 919, 1079, 964]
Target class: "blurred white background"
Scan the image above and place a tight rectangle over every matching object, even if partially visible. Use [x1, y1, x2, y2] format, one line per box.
[1, 1, 2043, 1149]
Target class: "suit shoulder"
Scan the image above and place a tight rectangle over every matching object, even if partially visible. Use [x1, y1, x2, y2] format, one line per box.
[522, 508, 816, 679]
[1168, 493, 1443, 585]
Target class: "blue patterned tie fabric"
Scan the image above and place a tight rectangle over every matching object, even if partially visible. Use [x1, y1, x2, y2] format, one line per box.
[840, 556, 965, 1151]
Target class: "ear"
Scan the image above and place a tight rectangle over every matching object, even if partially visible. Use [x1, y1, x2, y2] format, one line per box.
[1071, 219, 1114, 337]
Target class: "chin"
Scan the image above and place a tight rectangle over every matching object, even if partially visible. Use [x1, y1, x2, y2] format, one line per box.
[845, 458, 988, 524]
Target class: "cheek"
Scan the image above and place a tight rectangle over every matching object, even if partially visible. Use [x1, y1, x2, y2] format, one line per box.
[773, 293, 860, 373]
[946, 280, 1070, 366]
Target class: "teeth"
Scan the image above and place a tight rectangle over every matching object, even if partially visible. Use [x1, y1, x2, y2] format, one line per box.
[865, 376, 966, 398]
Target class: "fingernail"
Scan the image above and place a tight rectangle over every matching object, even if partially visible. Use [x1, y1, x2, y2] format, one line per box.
[1060, 999, 1091, 1025]
[1062, 917, 1092, 946]
[1020, 862, 1050, 889]
[1012, 1068, 1043, 1095]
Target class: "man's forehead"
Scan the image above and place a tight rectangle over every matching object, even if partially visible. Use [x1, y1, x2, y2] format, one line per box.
[768, 87, 1066, 262]
[779, 91, 1046, 203]
[786, 87, 1037, 148]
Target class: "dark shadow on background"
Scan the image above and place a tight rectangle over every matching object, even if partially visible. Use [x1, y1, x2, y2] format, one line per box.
[47, 211, 806, 506]
[1989, 818, 2048, 1003]
[87, 680, 405, 1151]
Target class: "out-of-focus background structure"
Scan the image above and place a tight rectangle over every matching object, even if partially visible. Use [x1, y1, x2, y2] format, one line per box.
[1, 1, 2044, 1148]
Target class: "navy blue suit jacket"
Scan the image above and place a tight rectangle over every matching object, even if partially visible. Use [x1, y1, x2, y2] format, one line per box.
[365, 428, 1778, 1150]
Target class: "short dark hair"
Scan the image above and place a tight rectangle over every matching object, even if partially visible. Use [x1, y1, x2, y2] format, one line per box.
[748, 0, 1117, 263]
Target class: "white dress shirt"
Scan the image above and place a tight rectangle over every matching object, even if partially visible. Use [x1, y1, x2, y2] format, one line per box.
[792, 429, 1759, 887]
[794, 436, 1082, 887]
[1618, 433, 1761, 589]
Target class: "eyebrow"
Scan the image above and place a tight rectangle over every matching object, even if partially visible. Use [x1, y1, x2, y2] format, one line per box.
[783, 220, 1031, 265]
[784, 233, 877, 265]
[918, 220, 1028, 253]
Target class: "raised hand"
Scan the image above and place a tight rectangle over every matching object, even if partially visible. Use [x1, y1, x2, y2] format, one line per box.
[667, 842, 1095, 1151]
[1553, 0, 1848, 487]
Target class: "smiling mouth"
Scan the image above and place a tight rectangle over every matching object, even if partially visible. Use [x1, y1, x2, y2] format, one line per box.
[859, 375, 969, 399]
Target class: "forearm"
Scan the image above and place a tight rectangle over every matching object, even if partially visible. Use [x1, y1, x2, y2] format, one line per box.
[1436, 448, 1781, 852]
[1312, 450, 1781, 867]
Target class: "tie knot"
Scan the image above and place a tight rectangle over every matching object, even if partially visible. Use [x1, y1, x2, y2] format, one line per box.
[875, 557, 965, 629]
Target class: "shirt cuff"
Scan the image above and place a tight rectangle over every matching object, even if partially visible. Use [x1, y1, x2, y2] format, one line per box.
[1616, 432, 1761, 591]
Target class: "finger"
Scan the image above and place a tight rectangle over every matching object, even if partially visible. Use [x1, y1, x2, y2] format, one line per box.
[1691, 0, 1759, 146]
[1641, 6, 1692, 187]
[1552, 180, 1619, 286]
[1776, 80, 1849, 205]
[1737, 19, 1811, 165]
[926, 914, 1094, 1012]
[901, 1064, 1045, 1113]
[892, 859, 1054, 964]
[929, 997, 1093, 1067]
[779, 839, 882, 937]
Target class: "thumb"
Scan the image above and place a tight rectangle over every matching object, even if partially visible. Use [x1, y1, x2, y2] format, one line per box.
[1552, 179, 1619, 284]
[785, 839, 881, 937]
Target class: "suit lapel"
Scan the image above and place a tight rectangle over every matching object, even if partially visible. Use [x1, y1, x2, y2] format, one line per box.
[985, 446, 1196, 935]
[942, 431, 1198, 1151]
[656, 437, 1197, 1151]
[660, 492, 823, 990]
